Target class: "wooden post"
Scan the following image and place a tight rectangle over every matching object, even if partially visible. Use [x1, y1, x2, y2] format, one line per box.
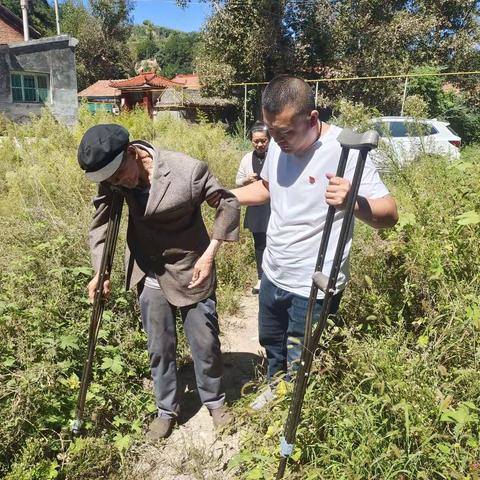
[243, 84, 247, 139]
[400, 77, 408, 116]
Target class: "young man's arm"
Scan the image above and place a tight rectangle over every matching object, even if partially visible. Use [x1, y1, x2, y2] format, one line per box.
[206, 179, 271, 208]
[231, 179, 271, 206]
[354, 195, 398, 229]
[325, 173, 398, 229]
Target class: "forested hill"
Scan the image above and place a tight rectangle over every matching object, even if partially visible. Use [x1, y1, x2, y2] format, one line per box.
[53, 0, 200, 91]
[129, 21, 200, 79]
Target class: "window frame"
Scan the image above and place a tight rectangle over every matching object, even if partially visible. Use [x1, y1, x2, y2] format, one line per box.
[10, 72, 50, 104]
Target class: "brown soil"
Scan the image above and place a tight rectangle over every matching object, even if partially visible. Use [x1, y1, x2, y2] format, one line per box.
[128, 292, 263, 480]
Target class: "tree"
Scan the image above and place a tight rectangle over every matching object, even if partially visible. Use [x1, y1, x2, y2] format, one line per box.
[128, 21, 199, 78]
[155, 32, 199, 78]
[60, 0, 134, 90]
[180, 0, 480, 112]
[1, 0, 56, 35]
[190, 0, 292, 95]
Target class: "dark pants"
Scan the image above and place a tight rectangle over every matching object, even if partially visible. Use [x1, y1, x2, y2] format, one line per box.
[258, 275, 343, 379]
[252, 232, 267, 280]
[139, 285, 225, 417]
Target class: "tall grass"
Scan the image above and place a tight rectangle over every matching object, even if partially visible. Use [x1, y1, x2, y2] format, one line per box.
[1, 108, 479, 479]
[231, 152, 480, 479]
[0, 108, 254, 478]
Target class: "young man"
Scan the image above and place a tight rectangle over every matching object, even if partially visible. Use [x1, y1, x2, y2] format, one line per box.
[77, 124, 240, 438]
[231, 76, 398, 407]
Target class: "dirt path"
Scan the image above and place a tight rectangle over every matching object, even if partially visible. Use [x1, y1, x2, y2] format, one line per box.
[130, 292, 262, 480]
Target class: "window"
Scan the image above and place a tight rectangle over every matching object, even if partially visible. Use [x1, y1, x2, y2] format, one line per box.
[10, 73, 49, 103]
[389, 122, 409, 137]
[446, 125, 459, 136]
[377, 121, 437, 138]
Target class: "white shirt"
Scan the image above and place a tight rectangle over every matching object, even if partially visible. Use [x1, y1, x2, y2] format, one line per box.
[261, 125, 389, 298]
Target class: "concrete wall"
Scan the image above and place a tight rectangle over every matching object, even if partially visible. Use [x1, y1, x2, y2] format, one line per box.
[0, 35, 78, 125]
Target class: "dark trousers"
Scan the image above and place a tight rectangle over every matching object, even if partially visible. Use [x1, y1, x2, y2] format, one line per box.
[252, 232, 267, 280]
[258, 275, 343, 379]
[139, 285, 225, 417]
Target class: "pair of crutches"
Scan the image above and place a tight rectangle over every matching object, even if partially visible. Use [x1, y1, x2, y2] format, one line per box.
[72, 190, 124, 436]
[276, 129, 379, 478]
[71, 129, 379, 457]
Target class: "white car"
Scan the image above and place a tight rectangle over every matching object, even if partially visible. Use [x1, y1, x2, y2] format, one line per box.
[371, 116, 461, 167]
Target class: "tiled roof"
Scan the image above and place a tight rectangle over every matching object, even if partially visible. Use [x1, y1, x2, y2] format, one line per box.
[171, 73, 201, 89]
[155, 88, 236, 108]
[110, 73, 180, 89]
[78, 80, 120, 98]
[183, 90, 235, 107]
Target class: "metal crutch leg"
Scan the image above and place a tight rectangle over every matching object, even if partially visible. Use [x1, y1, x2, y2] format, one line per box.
[72, 190, 124, 436]
[276, 129, 379, 479]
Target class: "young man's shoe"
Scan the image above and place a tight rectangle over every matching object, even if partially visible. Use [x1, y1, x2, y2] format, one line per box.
[249, 385, 276, 411]
[145, 416, 175, 440]
[251, 279, 261, 295]
[209, 405, 234, 428]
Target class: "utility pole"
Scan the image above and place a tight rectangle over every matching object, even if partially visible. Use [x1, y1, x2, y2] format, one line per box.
[20, 0, 29, 41]
[400, 77, 409, 116]
[54, 0, 61, 35]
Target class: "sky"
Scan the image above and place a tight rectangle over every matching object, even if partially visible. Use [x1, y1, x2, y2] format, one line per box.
[133, 0, 212, 32]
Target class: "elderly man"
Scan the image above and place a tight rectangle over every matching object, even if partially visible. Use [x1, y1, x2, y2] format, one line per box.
[77, 124, 240, 439]
[229, 76, 398, 408]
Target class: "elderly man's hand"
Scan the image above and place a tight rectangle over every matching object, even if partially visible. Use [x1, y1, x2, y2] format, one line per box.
[188, 251, 214, 289]
[87, 272, 111, 303]
[325, 172, 351, 210]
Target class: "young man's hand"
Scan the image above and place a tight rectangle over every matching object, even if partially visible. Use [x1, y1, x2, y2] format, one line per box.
[87, 272, 111, 303]
[325, 173, 351, 210]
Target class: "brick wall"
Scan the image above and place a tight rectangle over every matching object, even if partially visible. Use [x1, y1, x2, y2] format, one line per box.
[0, 17, 24, 44]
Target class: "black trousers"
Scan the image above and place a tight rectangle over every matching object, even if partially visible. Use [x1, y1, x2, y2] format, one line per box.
[252, 232, 267, 280]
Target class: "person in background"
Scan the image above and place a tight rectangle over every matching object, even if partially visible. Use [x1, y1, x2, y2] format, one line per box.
[235, 121, 271, 294]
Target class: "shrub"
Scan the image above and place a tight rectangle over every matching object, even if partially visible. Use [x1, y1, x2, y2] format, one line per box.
[232, 148, 480, 479]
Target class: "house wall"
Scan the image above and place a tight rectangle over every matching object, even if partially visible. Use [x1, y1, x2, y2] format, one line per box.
[0, 35, 79, 125]
[0, 17, 24, 44]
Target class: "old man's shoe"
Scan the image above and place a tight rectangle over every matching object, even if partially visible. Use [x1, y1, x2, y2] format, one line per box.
[209, 406, 234, 429]
[145, 416, 175, 440]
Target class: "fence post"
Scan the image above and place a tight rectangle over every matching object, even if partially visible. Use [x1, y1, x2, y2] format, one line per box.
[400, 77, 408, 116]
[315, 81, 319, 106]
[243, 84, 248, 139]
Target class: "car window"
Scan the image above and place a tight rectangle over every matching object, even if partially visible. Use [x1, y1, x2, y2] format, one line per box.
[389, 122, 409, 137]
[375, 120, 437, 137]
[446, 125, 459, 136]
[374, 122, 390, 137]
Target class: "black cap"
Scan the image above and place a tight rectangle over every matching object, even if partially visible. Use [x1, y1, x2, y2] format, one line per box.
[78, 124, 130, 182]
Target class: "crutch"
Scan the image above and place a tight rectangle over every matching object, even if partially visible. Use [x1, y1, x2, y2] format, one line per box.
[72, 190, 124, 436]
[276, 129, 379, 479]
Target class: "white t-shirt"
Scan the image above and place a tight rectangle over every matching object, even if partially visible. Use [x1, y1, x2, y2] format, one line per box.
[261, 125, 389, 298]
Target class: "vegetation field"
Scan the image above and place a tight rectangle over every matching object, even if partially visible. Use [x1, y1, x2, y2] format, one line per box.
[0, 109, 479, 479]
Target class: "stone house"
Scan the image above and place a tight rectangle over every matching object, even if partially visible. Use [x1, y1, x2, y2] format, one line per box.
[0, 5, 78, 125]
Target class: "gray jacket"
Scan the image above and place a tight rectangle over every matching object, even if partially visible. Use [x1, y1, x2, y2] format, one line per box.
[88, 141, 240, 307]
